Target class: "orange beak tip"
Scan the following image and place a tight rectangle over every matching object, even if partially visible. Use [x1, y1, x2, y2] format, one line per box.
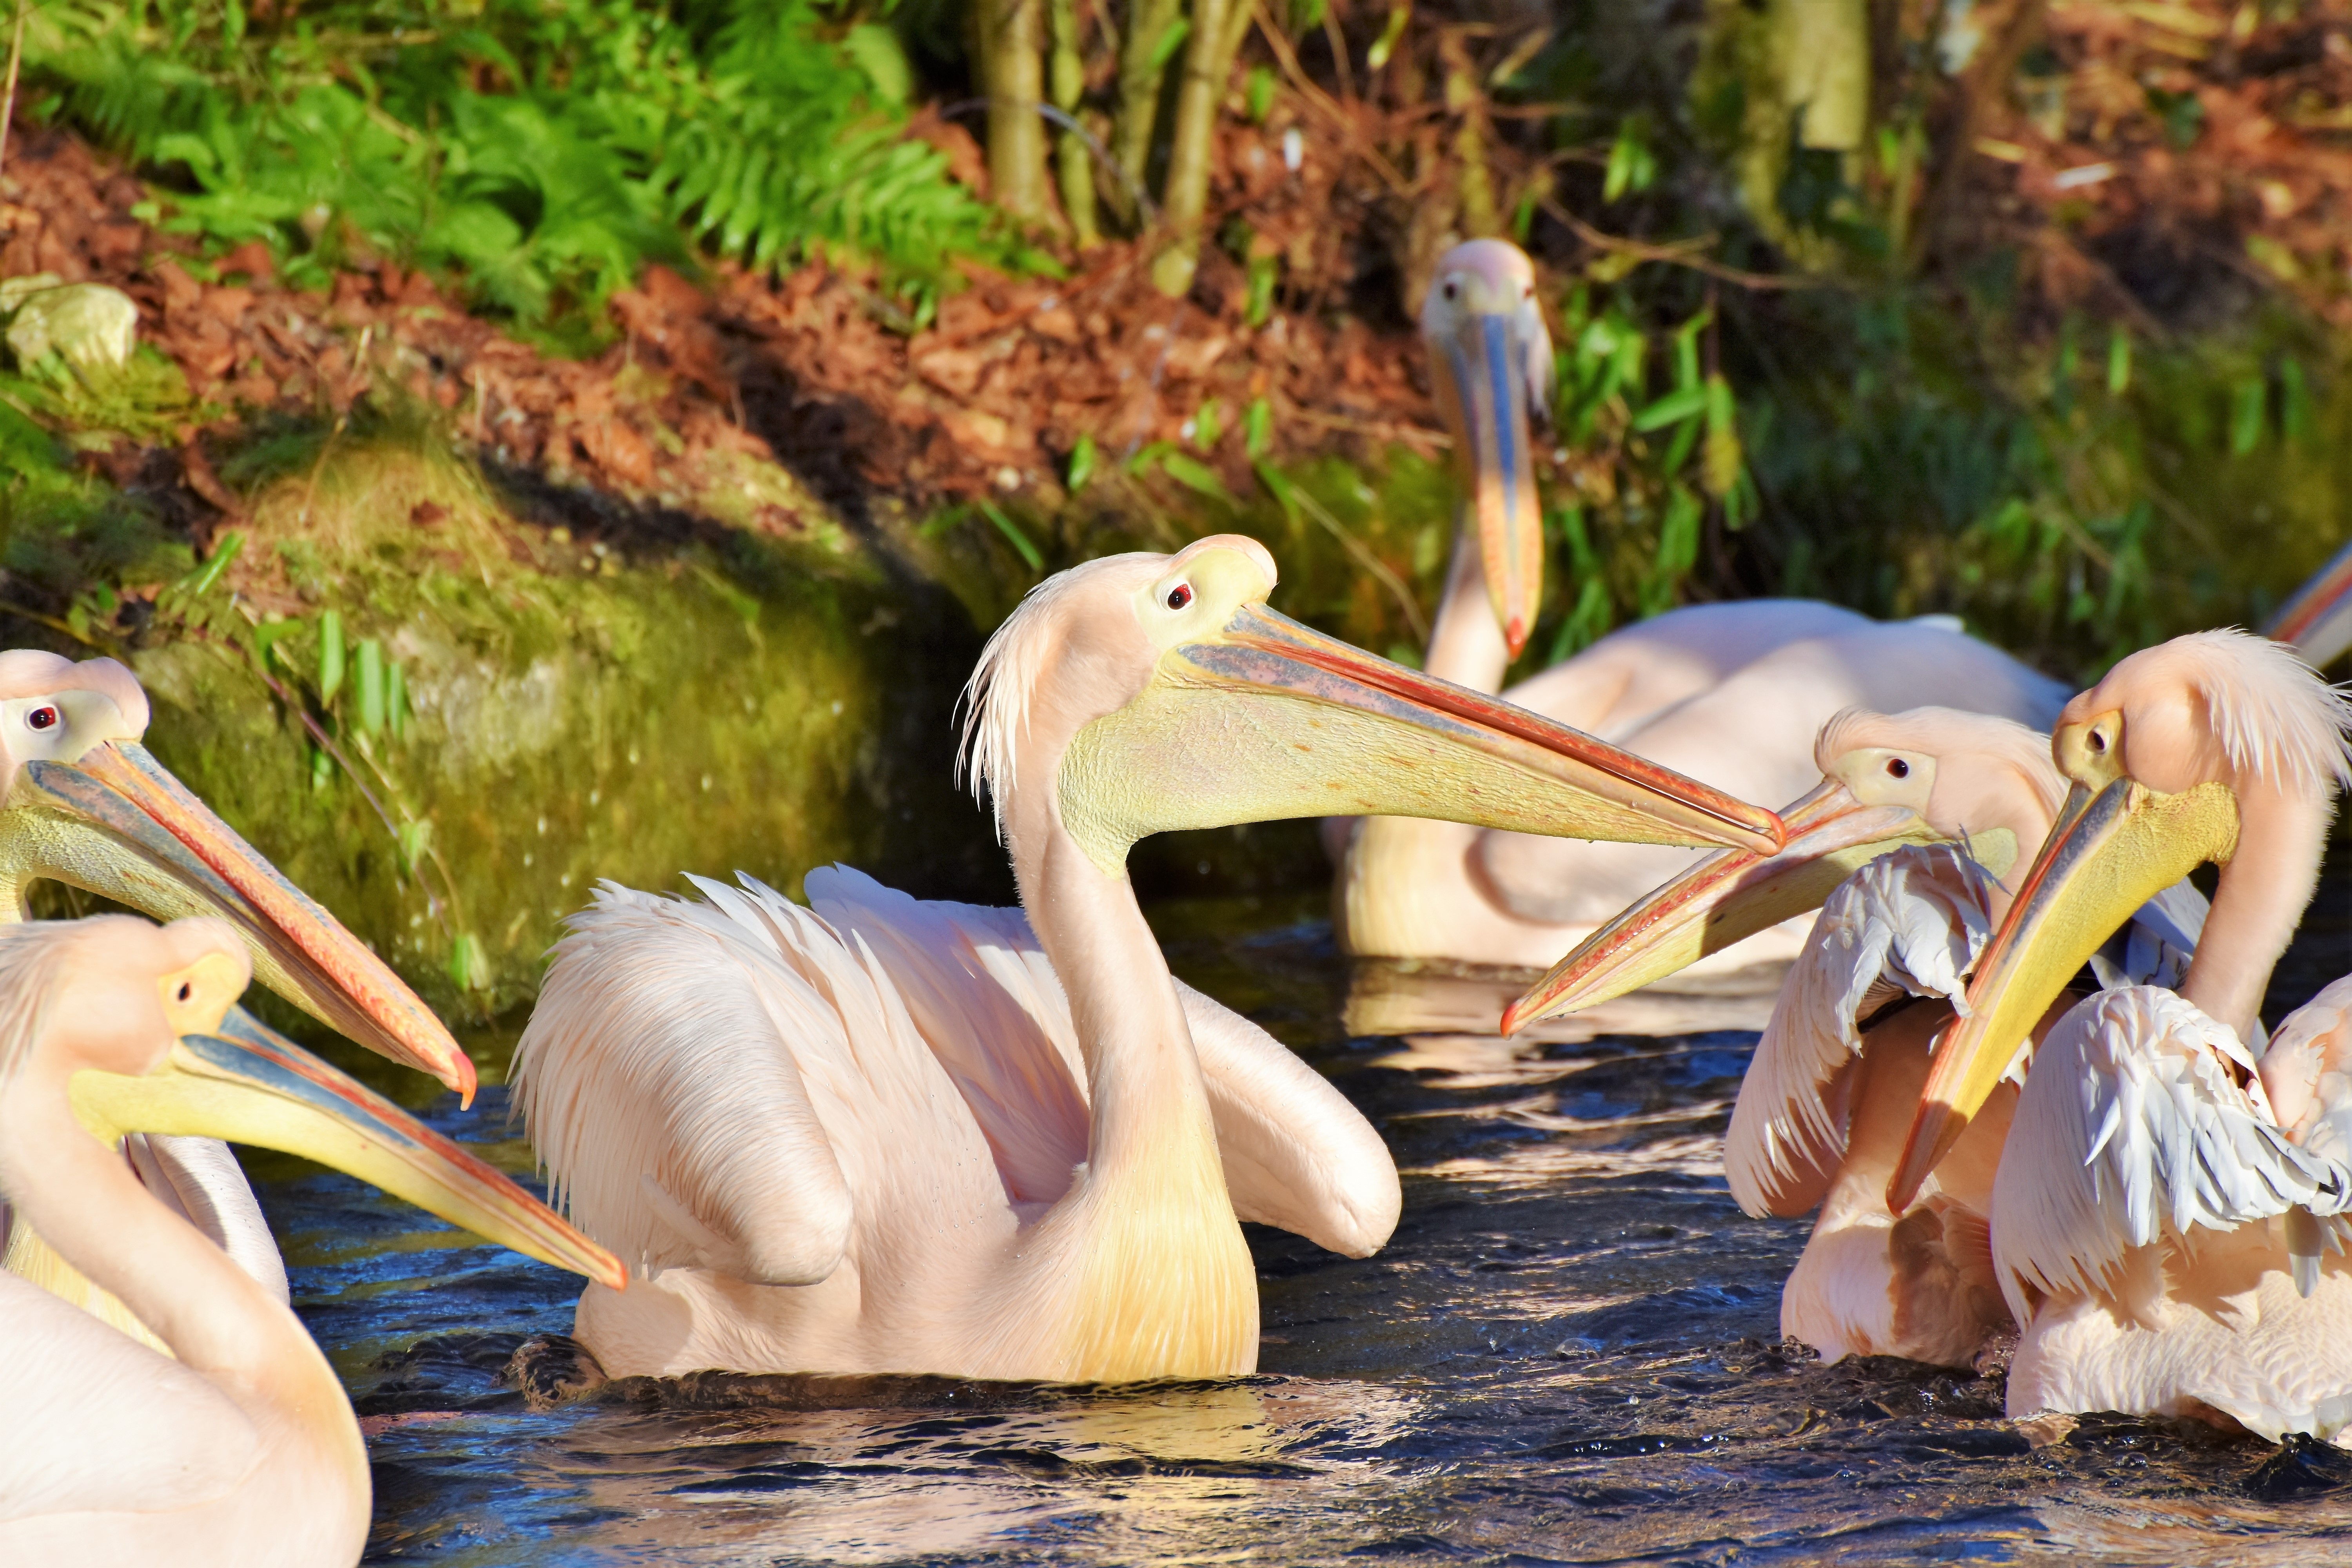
[1505, 616, 1528, 657]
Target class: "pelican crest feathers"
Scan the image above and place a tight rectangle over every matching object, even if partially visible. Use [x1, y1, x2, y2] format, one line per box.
[2105, 629, 2352, 797]
[0, 921, 87, 1090]
[957, 553, 1158, 839]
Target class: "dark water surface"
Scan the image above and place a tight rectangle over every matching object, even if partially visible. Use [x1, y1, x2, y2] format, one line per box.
[254, 869, 2352, 1566]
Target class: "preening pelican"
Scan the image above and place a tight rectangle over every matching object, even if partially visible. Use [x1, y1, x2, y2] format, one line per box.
[1335, 240, 2071, 974]
[1504, 707, 2203, 1366]
[0, 651, 479, 1347]
[514, 535, 1786, 1382]
[1892, 630, 2352, 1442]
[0, 915, 622, 1568]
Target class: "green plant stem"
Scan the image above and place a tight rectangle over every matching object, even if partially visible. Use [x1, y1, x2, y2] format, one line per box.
[0, 0, 26, 193]
[978, 0, 1055, 224]
[1111, 0, 1183, 226]
[1151, 0, 1254, 295]
[1049, 0, 1098, 246]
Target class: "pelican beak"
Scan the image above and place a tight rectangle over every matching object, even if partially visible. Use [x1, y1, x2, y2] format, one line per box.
[1884, 775, 2241, 1213]
[7, 741, 476, 1104]
[1059, 601, 1785, 873]
[2266, 538, 2352, 671]
[1501, 779, 2020, 1032]
[69, 1008, 625, 1288]
[1432, 307, 1546, 657]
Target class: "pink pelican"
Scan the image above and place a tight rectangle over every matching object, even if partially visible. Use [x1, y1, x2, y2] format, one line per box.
[0, 652, 480, 1347]
[2268, 537, 2352, 669]
[1891, 631, 2352, 1442]
[1500, 706, 2201, 1365]
[513, 535, 1788, 1381]
[0, 914, 622, 1566]
[1335, 239, 2072, 975]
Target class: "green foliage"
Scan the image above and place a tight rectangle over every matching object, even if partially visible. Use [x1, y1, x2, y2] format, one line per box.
[25, 0, 1016, 322]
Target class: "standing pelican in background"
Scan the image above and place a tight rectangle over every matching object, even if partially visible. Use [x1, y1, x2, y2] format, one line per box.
[0, 650, 479, 1346]
[0, 915, 621, 1567]
[1891, 631, 2352, 1442]
[515, 536, 1786, 1382]
[1337, 240, 2071, 975]
[1505, 707, 2207, 1366]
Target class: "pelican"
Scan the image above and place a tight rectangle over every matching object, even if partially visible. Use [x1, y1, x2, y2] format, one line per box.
[1890, 630, 2352, 1442]
[0, 650, 476, 1346]
[513, 535, 1787, 1382]
[1335, 239, 2071, 975]
[0, 914, 623, 1566]
[1502, 707, 2206, 1366]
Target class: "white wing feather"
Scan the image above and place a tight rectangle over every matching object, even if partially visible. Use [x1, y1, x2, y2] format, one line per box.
[1991, 987, 2352, 1319]
[514, 867, 1399, 1281]
[1725, 843, 1991, 1216]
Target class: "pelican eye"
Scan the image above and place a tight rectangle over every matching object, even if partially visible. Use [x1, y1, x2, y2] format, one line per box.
[2088, 730, 2107, 753]
[26, 706, 57, 731]
[1166, 583, 1193, 610]
[177, 982, 192, 1003]
[1442, 280, 1458, 301]
[1886, 758, 1909, 779]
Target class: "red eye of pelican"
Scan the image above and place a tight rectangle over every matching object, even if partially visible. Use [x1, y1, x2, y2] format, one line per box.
[1886, 758, 1909, 779]
[26, 706, 58, 731]
[1166, 584, 1193, 611]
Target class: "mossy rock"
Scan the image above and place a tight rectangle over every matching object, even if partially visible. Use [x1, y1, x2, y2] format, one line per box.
[124, 433, 1007, 1019]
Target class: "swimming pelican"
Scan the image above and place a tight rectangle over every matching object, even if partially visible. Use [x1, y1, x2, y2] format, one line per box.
[1503, 707, 2150, 1365]
[1890, 630, 2352, 1441]
[513, 535, 1786, 1382]
[0, 914, 623, 1567]
[0, 651, 478, 1345]
[1335, 240, 2071, 975]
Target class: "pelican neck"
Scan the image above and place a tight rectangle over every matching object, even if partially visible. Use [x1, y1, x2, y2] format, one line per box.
[2180, 776, 2330, 1042]
[1421, 522, 1513, 695]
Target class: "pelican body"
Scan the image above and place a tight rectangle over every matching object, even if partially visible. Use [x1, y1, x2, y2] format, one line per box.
[515, 536, 1788, 1383]
[0, 651, 481, 1349]
[1335, 240, 2071, 976]
[1898, 631, 2352, 1442]
[0, 915, 621, 1567]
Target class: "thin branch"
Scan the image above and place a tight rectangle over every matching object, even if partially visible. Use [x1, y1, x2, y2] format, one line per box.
[1541, 198, 1820, 292]
[1248, 2, 1412, 195]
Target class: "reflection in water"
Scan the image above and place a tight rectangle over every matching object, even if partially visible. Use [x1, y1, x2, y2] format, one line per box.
[250, 881, 2352, 1564]
[1345, 954, 1786, 1049]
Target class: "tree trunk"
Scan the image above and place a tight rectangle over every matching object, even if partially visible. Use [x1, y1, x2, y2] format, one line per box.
[1051, 0, 1100, 245]
[979, 0, 1054, 224]
[1151, 0, 1254, 295]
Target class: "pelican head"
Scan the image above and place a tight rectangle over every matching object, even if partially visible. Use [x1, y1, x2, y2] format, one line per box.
[964, 535, 1784, 878]
[1887, 630, 2352, 1211]
[1504, 707, 2064, 1031]
[1423, 240, 1553, 658]
[0, 914, 622, 1286]
[0, 650, 474, 1102]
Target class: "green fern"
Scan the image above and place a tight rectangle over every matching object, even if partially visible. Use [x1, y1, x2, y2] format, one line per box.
[23, 0, 1015, 324]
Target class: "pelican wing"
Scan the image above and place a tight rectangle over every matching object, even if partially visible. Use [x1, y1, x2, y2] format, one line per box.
[1991, 987, 2352, 1318]
[2259, 976, 2352, 1166]
[123, 1134, 289, 1304]
[0, 1269, 260, 1524]
[812, 866, 1399, 1255]
[515, 879, 924, 1286]
[1726, 844, 1990, 1217]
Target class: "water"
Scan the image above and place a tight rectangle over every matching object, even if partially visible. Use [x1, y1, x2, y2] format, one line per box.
[252, 872, 2352, 1566]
